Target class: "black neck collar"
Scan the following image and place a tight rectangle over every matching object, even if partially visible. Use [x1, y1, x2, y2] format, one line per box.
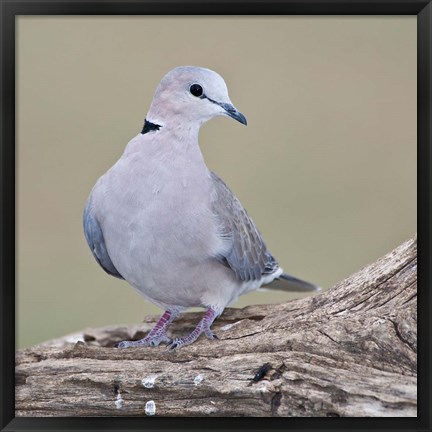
[141, 119, 162, 135]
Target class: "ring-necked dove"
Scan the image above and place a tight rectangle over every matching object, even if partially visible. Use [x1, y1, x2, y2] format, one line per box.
[84, 66, 319, 350]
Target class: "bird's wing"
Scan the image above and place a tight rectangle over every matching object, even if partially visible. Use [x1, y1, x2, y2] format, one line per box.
[83, 199, 124, 279]
[210, 171, 279, 281]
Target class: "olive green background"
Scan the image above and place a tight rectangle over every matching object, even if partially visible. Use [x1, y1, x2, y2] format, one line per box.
[17, 16, 416, 349]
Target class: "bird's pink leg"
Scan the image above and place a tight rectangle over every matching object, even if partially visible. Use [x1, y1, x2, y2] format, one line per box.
[117, 309, 179, 348]
[168, 307, 219, 350]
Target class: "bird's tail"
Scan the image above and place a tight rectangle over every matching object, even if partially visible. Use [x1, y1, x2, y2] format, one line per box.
[263, 273, 321, 293]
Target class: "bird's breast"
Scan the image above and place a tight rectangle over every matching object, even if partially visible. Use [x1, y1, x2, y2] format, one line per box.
[94, 150, 223, 290]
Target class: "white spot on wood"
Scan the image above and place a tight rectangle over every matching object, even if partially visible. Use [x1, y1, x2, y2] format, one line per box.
[142, 375, 157, 388]
[115, 392, 124, 409]
[334, 310, 348, 316]
[66, 335, 84, 344]
[256, 381, 271, 392]
[203, 406, 217, 414]
[221, 321, 240, 331]
[373, 318, 386, 327]
[361, 400, 389, 416]
[194, 374, 204, 386]
[145, 400, 156, 416]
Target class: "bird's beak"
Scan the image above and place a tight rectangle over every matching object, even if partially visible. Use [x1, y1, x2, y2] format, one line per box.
[220, 103, 247, 125]
[203, 95, 248, 125]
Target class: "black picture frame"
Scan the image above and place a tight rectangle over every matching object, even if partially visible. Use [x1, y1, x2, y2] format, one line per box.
[1, 1, 430, 431]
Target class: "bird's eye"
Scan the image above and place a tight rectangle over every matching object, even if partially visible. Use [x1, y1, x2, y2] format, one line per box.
[190, 84, 203, 97]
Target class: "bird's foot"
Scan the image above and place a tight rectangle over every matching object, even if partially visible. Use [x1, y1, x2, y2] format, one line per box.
[168, 307, 218, 350]
[117, 333, 171, 348]
[116, 309, 178, 349]
[168, 331, 218, 350]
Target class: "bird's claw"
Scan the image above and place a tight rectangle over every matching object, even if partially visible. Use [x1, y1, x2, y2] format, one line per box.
[116, 340, 134, 349]
[116, 333, 171, 349]
[205, 331, 218, 340]
[168, 339, 182, 351]
[167, 331, 219, 350]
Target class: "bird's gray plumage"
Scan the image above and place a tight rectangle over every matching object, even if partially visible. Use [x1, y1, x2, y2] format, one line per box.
[210, 171, 278, 281]
[84, 66, 319, 349]
[83, 201, 123, 279]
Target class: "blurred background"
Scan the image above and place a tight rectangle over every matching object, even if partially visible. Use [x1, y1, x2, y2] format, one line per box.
[16, 16, 416, 349]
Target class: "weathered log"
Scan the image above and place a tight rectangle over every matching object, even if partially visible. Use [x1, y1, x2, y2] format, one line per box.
[15, 236, 417, 417]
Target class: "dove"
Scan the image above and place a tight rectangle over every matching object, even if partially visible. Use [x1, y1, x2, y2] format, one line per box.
[84, 66, 319, 350]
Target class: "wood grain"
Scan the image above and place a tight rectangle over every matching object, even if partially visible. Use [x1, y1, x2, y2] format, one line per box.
[15, 236, 417, 417]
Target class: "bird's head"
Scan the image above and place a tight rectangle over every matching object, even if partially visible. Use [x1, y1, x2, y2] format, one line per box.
[146, 66, 247, 128]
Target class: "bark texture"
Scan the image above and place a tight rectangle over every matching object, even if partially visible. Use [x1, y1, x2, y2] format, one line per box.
[15, 236, 417, 417]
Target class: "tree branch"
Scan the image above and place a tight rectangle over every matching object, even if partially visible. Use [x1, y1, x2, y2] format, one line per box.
[15, 236, 417, 417]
